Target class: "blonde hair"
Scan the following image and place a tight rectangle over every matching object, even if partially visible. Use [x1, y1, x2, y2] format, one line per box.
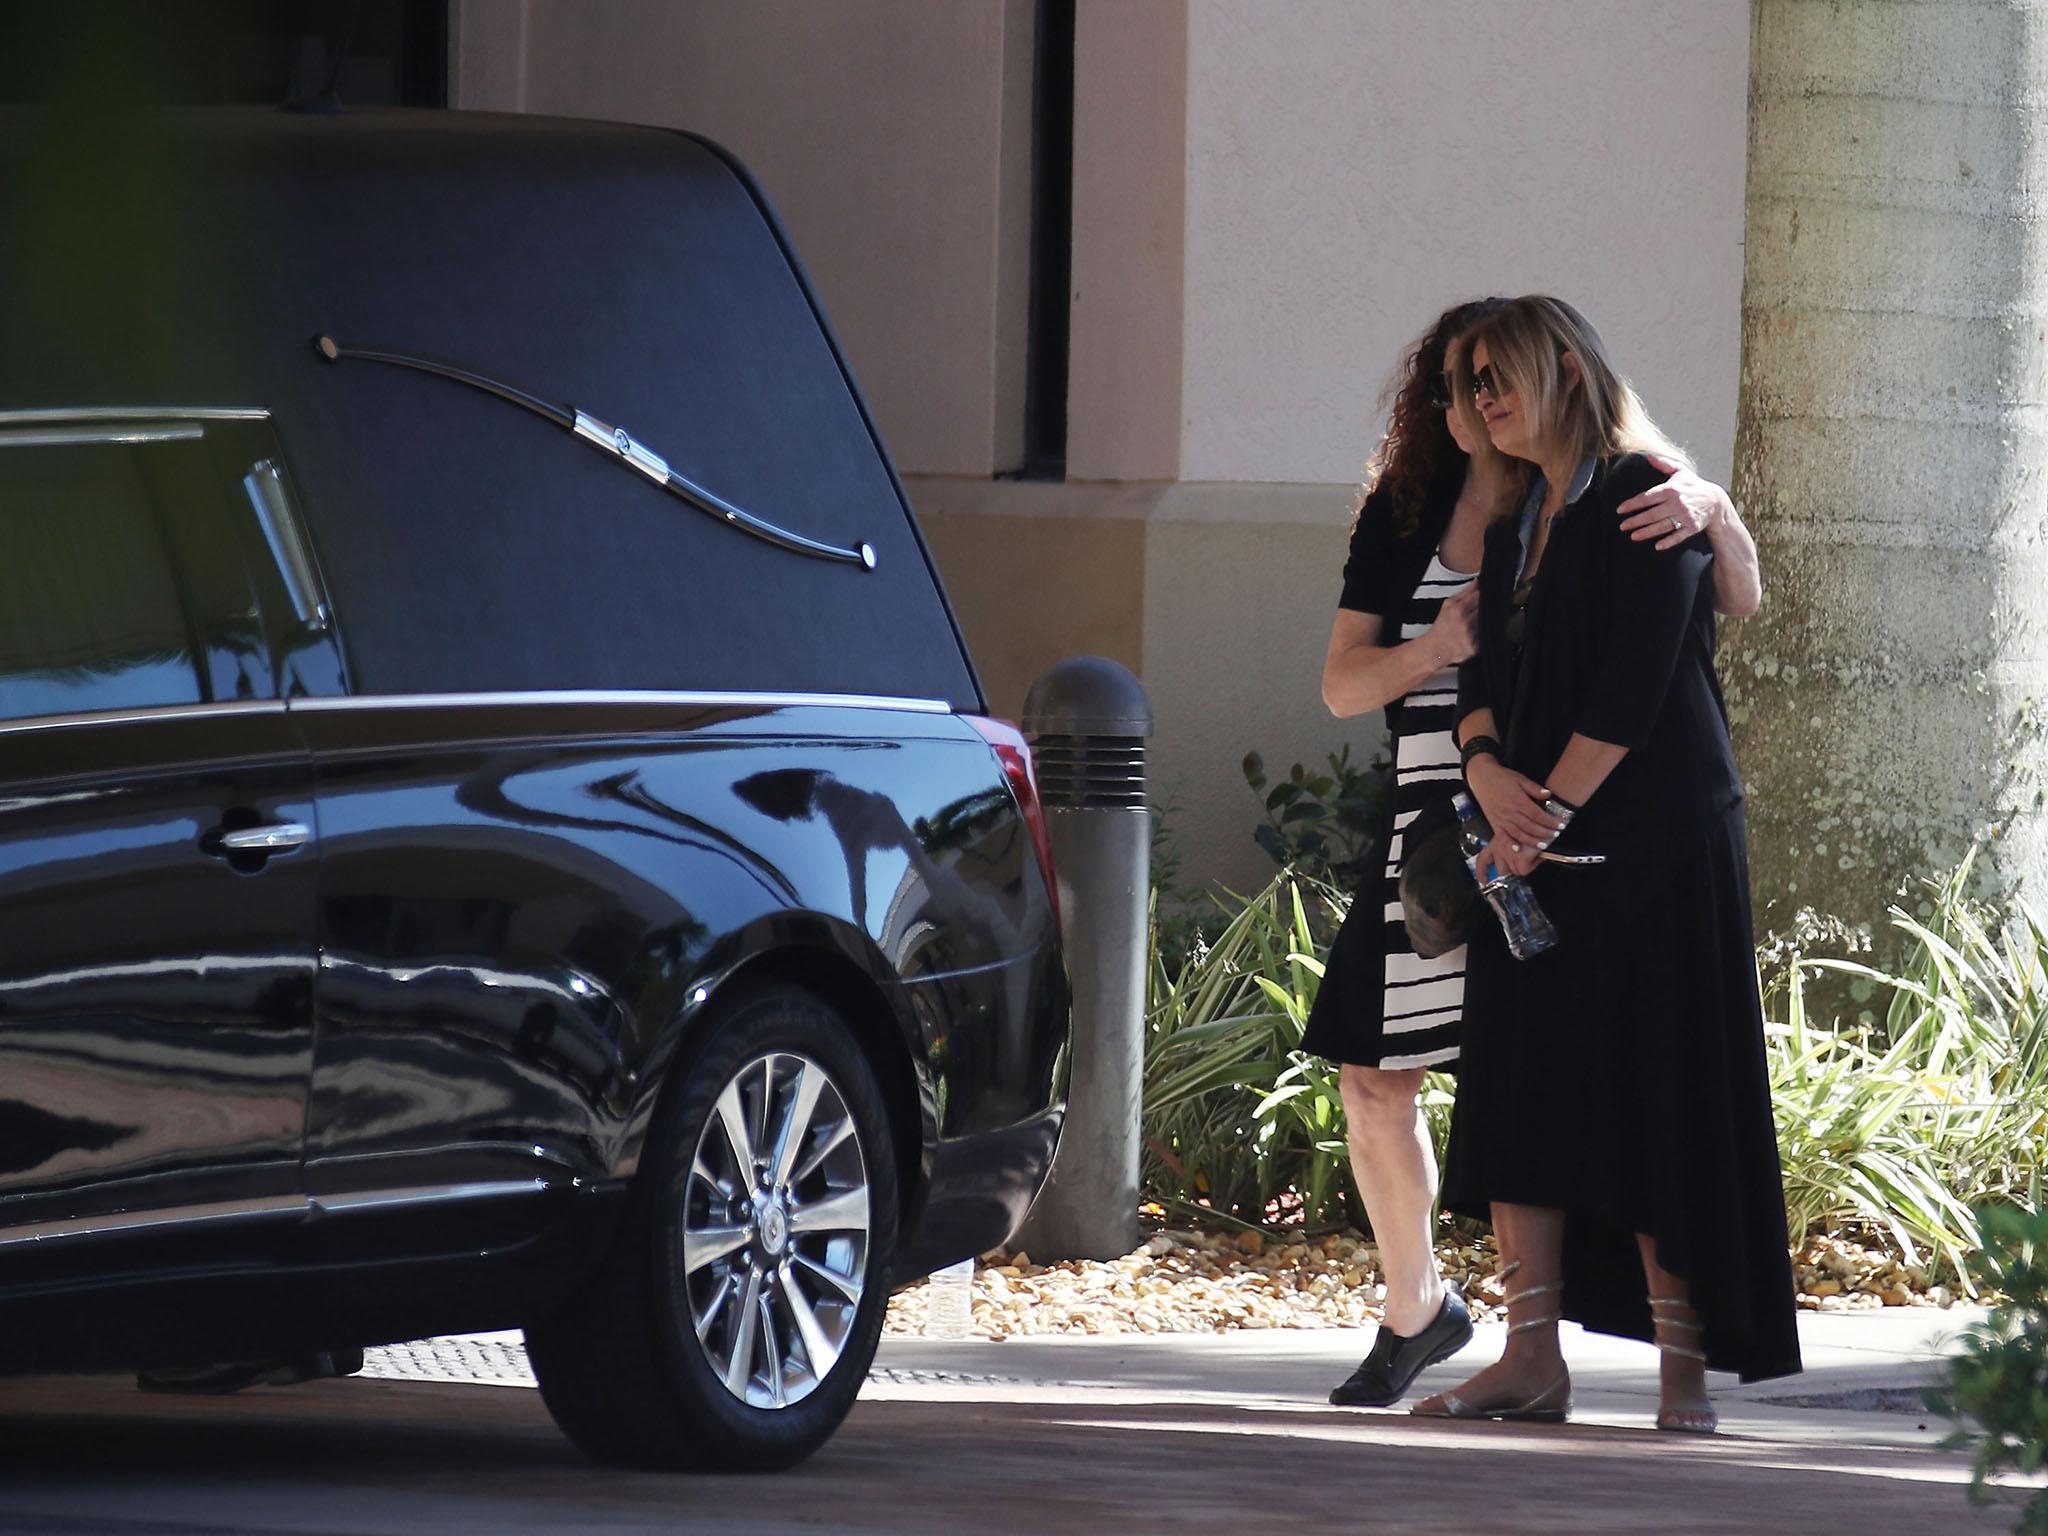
[1453, 296, 1692, 472]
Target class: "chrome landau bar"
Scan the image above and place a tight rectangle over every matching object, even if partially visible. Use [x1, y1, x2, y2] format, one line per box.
[314, 336, 877, 570]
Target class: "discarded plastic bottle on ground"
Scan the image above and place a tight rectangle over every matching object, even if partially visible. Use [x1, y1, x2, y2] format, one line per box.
[1453, 789, 1559, 960]
[922, 1258, 975, 1339]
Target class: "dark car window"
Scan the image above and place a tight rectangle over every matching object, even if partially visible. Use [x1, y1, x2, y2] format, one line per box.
[0, 424, 254, 720]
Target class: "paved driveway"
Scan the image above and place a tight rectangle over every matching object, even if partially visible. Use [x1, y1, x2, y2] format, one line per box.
[0, 1314, 2028, 1535]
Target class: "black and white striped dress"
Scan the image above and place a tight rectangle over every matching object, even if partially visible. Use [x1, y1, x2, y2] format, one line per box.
[1371, 549, 1472, 1069]
[1302, 499, 1472, 1073]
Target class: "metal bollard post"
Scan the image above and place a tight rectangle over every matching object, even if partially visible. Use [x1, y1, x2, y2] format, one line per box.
[1009, 655, 1152, 1262]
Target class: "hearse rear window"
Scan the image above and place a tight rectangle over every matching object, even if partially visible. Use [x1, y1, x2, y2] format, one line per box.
[0, 426, 210, 721]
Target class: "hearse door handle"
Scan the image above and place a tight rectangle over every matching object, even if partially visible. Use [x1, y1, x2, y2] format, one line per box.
[213, 822, 313, 855]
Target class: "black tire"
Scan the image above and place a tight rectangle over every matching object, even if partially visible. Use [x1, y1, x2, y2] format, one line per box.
[527, 981, 898, 1471]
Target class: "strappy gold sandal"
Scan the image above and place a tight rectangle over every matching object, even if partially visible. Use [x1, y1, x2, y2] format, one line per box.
[1649, 1295, 1717, 1434]
[1412, 1267, 1571, 1424]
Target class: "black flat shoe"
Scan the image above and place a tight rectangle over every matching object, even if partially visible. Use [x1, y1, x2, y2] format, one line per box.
[1329, 1288, 1473, 1408]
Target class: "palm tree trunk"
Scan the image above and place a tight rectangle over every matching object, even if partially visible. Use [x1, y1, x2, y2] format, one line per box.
[1730, 0, 2048, 943]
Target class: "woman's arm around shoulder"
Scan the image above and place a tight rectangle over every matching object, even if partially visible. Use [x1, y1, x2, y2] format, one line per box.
[1601, 451, 1670, 512]
[1614, 452, 1762, 618]
[1598, 453, 1725, 597]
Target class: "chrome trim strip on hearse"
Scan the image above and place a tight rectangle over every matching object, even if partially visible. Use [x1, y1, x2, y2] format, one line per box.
[0, 1195, 307, 1249]
[0, 699, 288, 739]
[309, 1180, 552, 1215]
[0, 425, 205, 448]
[0, 1181, 558, 1249]
[288, 690, 954, 716]
[0, 407, 270, 424]
[0, 691, 951, 744]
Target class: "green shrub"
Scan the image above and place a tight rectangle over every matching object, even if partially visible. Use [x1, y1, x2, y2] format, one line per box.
[1768, 954, 1986, 1285]
[1242, 746, 1390, 891]
[1140, 846, 2048, 1282]
[1140, 868, 1453, 1232]
[1140, 871, 1324, 1227]
[1150, 787, 1231, 979]
[1775, 854, 2048, 1287]
[1928, 1201, 2048, 1533]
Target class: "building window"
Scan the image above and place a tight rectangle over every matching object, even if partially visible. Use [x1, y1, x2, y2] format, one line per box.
[1020, 0, 1076, 481]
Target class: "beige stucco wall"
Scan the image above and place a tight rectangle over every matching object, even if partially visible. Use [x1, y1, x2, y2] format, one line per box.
[914, 482, 1150, 719]
[1140, 487, 1357, 891]
[1178, 0, 1752, 488]
[1066, 1, 1188, 483]
[453, 0, 1035, 478]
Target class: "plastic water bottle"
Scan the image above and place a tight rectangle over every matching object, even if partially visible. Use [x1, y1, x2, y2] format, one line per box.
[1453, 790, 1558, 960]
[922, 1258, 975, 1339]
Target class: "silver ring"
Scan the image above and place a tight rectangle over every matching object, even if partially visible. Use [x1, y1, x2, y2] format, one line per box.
[1669, 515, 1681, 534]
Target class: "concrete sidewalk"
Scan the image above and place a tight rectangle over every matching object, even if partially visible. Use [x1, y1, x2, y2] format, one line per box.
[368, 1306, 1985, 1450]
[864, 1306, 1985, 1450]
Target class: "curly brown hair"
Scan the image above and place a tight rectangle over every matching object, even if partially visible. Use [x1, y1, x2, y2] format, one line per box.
[1357, 296, 1511, 539]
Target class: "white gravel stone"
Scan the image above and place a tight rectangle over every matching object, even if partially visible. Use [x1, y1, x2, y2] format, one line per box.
[884, 1226, 1977, 1340]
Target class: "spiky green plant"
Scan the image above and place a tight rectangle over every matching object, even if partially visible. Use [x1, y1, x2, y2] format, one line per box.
[1772, 853, 2048, 1286]
[1767, 954, 1986, 1284]
[1142, 870, 1385, 1227]
[1142, 869, 1453, 1231]
[1142, 848, 2048, 1279]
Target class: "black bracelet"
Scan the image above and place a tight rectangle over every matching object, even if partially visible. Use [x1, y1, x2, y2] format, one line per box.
[1459, 734, 1502, 770]
[1542, 793, 1583, 818]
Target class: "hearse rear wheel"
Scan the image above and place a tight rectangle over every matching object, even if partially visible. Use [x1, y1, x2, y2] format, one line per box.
[527, 982, 898, 1471]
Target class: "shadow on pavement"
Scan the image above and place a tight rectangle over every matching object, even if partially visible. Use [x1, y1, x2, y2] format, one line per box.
[0, 1375, 2023, 1535]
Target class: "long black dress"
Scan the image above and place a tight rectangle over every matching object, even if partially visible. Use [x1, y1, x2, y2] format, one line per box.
[1440, 452, 1801, 1384]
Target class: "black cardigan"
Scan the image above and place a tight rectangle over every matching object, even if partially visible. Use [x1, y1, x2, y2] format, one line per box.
[1338, 469, 1462, 737]
[1455, 452, 1741, 874]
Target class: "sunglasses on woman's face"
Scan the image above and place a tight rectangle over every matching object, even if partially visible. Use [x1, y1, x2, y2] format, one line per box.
[1469, 363, 1506, 402]
[1426, 370, 1456, 410]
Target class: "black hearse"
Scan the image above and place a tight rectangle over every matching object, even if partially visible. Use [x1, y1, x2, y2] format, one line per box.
[0, 109, 1068, 1469]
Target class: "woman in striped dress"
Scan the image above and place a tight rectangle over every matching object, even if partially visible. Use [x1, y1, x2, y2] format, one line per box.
[1303, 299, 1762, 1408]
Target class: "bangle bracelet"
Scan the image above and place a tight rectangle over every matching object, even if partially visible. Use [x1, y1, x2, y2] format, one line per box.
[1459, 734, 1502, 770]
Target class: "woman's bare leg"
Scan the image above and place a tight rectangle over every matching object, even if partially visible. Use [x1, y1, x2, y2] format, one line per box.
[1415, 1201, 1568, 1412]
[1339, 1064, 1442, 1335]
[1638, 1235, 1715, 1430]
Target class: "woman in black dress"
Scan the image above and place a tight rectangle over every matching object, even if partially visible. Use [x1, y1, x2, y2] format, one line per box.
[1304, 299, 1763, 1409]
[1417, 295, 1801, 1432]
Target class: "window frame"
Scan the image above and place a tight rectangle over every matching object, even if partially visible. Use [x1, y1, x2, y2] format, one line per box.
[0, 406, 345, 724]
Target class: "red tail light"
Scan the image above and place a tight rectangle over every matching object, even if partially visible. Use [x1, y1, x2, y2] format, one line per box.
[965, 714, 1061, 932]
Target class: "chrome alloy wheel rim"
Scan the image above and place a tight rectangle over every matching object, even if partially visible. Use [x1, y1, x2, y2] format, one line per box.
[681, 1050, 870, 1410]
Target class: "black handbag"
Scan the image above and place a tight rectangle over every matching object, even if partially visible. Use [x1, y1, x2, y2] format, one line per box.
[1396, 797, 1479, 958]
